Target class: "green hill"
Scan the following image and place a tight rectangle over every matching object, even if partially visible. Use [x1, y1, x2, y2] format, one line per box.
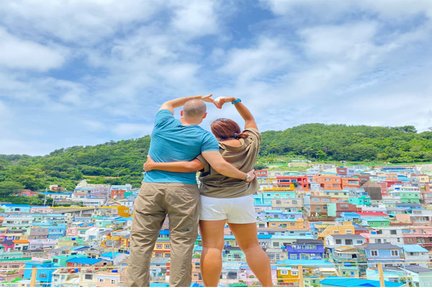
[1, 124, 431, 191]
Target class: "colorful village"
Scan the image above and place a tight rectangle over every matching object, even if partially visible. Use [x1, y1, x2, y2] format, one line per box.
[1, 163, 432, 287]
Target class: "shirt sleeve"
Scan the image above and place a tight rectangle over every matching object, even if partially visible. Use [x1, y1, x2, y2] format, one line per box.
[154, 109, 174, 128]
[245, 128, 261, 143]
[201, 132, 220, 152]
[196, 155, 210, 174]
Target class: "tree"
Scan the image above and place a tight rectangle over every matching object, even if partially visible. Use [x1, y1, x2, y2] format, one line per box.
[0, 181, 24, 196]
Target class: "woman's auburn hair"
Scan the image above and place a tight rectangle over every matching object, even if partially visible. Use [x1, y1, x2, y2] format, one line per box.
[210, 118, 248, 140]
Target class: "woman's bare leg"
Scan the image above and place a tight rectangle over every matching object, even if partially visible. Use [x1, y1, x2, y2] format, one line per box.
[199, 220, 226, 287]
[229, 223, 273, 286]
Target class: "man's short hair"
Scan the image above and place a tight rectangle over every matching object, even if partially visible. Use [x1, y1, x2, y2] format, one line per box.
[183, 100, 206, 118]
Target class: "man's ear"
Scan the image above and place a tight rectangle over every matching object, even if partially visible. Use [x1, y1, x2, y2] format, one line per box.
[180, 110, 184, 117]
[202, 112, 207, 119]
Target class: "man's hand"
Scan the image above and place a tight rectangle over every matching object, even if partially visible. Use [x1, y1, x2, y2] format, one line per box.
[214, 96, 236, 109]
[143, 155, 155, 171]
[200, 94, 214, 103]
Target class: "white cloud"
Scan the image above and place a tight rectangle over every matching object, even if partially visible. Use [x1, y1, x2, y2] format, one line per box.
[262, 0, 432, 20]
[0, 27, 66, 71]
[299, 23, 377, 61]
[170, 0, 219, 37]
[0, 0, 164, 44]
[219, 37, 293, 82]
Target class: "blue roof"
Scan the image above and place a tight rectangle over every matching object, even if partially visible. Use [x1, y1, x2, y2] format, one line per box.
[40, 192, 72, 195]
[149, 282, 170, 287]
[257, 234, 272, 239]
[67, 257, 103, 265]
[101, 252, 123, 259]
[341, 212, 360, 217]
[71, 246, 90, 251]
[401, 245, 428, 253]
[320, 277, 403, 287]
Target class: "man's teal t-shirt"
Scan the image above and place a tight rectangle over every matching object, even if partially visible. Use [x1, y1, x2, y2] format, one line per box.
[144, 109, 219, 184]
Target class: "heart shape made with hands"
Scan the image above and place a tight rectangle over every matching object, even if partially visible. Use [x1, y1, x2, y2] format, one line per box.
[213, 96, 228, 109]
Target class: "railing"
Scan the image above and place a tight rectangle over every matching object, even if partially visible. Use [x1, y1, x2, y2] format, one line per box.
[0, 261, 428, 287]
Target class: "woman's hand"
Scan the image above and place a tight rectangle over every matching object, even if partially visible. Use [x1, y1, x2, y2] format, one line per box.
[214, 96, 236, 109]
[143, 155, 155, 171]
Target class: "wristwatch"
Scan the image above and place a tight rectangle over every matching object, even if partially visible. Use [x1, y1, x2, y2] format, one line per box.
[232, 98, 241, 105]
[244, 173, 252, 182]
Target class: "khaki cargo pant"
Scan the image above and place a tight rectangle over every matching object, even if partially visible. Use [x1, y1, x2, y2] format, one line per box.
[127, 183, 200, 287]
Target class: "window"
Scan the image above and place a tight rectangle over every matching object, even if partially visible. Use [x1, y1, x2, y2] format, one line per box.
[335, 239, 342, 244]
[390, 230, 397, 235]
[371, 250, 378, 256]
[345, 239, 353, 245]
[111, 280, 116, 284]
[85, 274, 93, 280]
[391, 250, 399, 257]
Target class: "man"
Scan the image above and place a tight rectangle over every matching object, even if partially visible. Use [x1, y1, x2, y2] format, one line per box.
[127, 94, 255, 287]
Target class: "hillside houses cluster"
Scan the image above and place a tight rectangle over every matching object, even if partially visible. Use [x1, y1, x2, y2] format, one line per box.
[0, 164, 432, 287]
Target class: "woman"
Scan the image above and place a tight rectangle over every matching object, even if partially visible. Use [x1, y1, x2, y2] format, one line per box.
[144, 97, 273, 287]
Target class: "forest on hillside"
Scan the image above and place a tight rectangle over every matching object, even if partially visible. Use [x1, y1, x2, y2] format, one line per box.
[1, 124, 431, 191]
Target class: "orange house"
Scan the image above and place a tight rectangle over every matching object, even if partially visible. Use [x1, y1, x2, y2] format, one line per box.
[341, 177, 360, 189]
[312, 175, 342, 190]
[276, 176, 309, 190]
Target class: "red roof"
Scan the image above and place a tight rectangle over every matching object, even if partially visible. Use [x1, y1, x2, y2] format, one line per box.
[359, 211, 387, 217]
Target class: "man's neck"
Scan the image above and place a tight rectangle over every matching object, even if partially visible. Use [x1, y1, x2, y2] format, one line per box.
[180, 118, 200, 126]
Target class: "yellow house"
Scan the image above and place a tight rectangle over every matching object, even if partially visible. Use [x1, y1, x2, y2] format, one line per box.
[153, 238, 171, 258]
[101, 235, 129, 250]
[419, 175, 430, 183]
[318, 221, 355, 239]
[267, 218, 309, 230]
[262, 185, 295, 191]
[277, 267, 299, 286]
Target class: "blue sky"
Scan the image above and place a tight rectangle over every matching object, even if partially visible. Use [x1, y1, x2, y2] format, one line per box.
[1, 0, 432, 155]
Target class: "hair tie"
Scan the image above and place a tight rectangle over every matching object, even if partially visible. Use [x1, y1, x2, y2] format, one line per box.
[233, 133, 239, 139]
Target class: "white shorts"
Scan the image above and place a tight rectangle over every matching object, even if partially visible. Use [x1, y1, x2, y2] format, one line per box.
[200, 194, 257, 224]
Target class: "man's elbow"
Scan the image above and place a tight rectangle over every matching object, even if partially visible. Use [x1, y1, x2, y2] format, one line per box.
[160, 102, 173, 111]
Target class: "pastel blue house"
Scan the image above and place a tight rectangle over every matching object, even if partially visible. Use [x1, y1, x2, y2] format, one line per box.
[23, 260, 55, 286]
[30, 223, 67, 239]
[339, 212, 361, 222]
[363, 243, 404, 267]
[397, 174, 409, 182]
[0, 204, 32, 213]
[259, 210, 303, 220]
[254, 191, 296, 205]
